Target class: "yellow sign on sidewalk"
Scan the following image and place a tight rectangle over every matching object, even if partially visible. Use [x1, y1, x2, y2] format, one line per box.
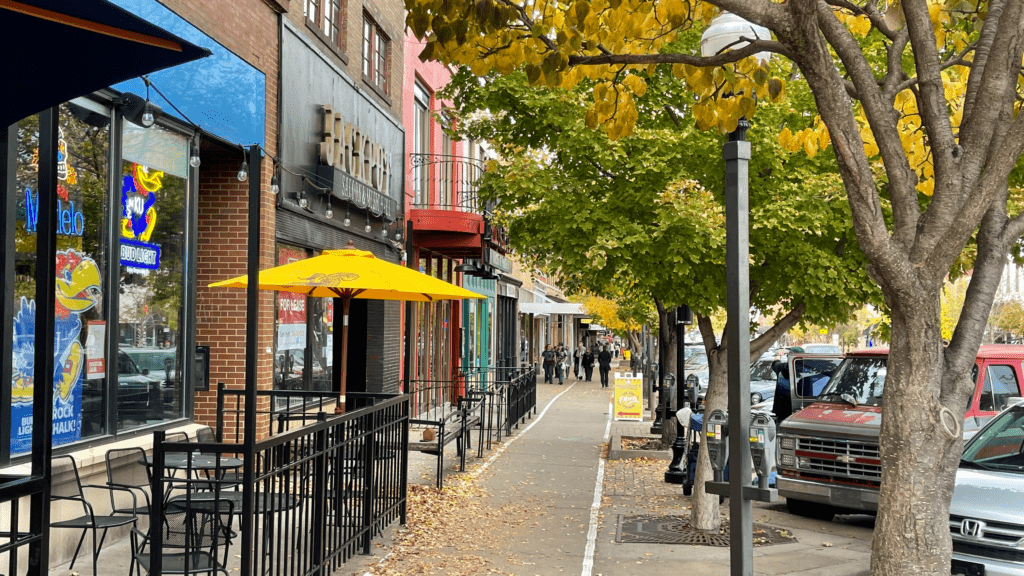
[613, 372, 643, 421]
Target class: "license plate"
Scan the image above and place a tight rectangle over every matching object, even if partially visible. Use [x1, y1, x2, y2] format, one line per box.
[951, 559, 985, 576]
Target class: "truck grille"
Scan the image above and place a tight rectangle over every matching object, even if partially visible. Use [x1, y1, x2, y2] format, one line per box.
[795, 437, 882, 482]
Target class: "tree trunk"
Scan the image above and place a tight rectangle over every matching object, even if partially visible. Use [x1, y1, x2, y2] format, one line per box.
[870, 290, 964, 576]
[690, 345, 726, 531]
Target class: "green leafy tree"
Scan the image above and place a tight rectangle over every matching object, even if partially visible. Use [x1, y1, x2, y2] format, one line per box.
[445, 66, 880, 529]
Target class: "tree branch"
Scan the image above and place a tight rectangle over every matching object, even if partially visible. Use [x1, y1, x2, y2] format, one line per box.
[814, 0, 920, 252]
[567, 40, 794, 68]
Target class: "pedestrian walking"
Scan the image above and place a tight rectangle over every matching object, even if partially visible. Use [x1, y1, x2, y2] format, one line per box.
[555, 343, 568, 384]
[598, 345, 612, 388]
[582, 348, 595, 382]
[574, 342, 585, 379]
[542, 344, 556, 384]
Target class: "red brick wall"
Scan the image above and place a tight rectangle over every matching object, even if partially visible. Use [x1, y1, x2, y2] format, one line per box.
[158, 0, 281, 438]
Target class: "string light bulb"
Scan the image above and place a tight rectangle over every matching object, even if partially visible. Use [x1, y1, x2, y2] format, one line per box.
[325, 197, 334, 219]
[189, 140, 201, 168]
[343, 205, 351, 227]
[365, 221, 372, 233]
[270, 175, 279, 195]
[237, 160, 248, 182]
[298, 193, 309, 209]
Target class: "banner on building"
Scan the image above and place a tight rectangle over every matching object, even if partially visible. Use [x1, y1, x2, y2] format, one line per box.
[613, 372, 643, 421]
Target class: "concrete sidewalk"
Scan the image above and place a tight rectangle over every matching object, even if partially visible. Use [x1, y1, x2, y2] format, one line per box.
[348, 362, 874, 575]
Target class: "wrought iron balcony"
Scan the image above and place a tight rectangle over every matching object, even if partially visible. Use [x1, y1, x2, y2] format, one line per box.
[408, 153, 489, 214]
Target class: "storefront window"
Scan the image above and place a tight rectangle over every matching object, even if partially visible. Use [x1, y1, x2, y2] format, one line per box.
[273, 244, 334, 394]
[12, 102, 111, 452]
[275, 244, 308, 391]
[117, 122, 188, 431]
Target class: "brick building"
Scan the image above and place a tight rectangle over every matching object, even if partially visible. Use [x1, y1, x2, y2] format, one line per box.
[2, 0, 408, 568]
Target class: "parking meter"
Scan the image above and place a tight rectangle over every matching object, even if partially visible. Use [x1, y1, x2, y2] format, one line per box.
[749, 412, 777, 489]
[685, 374, 699, 408]
[705, 409, 729, 482]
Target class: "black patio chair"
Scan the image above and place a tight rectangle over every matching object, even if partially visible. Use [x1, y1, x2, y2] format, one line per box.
[50, 454, 139, 576]
[105, 447, 153, 516]
[132, 498, 235, 576]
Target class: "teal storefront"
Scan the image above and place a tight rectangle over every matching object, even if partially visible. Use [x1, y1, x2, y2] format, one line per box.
[462, 275, 495, 387]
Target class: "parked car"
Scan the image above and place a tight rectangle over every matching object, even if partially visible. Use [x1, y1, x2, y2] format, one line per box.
[776, 346, 1024, 520]
[121, 346, 177, 384]
[116, 350, 167, 417]
[950, 399, 1024, 576]
[748, 358, 777, 404]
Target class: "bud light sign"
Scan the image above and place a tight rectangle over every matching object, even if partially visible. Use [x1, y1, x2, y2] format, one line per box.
[121, 239, 161, 271]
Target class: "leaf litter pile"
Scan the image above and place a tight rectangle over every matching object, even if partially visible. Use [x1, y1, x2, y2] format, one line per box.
[358, 471, 533, 575]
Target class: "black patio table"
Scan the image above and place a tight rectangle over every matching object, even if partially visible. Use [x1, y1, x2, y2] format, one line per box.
[143, 454, 245, 471]
[168, 490, 299, 515]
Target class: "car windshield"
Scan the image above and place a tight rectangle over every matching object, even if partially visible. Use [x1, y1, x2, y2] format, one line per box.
[962, 405, 1024, 472]
[118, 352, 141, 375]
[127, 350, 176, 373]
[751, 361, 774, 381]
[818, 356, 887, 407]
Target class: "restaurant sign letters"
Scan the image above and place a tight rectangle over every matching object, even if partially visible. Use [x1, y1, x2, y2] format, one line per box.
[318, 104, 392, 195]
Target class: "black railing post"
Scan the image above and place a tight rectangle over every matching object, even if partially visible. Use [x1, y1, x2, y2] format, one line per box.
[149, 430, 166, 576]
[216, 382, 226, 441]
[311, 413, 328, 575]
[361, 410, 377, 554]
[399, 397, 409, 525]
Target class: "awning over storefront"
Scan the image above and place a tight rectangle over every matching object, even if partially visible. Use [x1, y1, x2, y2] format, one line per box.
[1, 0, 211, 126]
[519, 302, 587, 316]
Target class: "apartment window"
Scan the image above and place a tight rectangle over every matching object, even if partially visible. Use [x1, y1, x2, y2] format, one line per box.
[304, 0, 320, 26]
[362, 15, 389, 94]
[413, 83, 430, 206]
[305, 0, 343, 49]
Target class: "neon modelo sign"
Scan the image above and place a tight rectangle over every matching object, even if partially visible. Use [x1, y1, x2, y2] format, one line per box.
[318, 104, 392, 194]
[23, 188, 85, 236]
[24, 129, 84, 237]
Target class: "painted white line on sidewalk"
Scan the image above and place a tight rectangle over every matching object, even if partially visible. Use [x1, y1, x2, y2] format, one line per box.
[468, 381, 577, 480]
[581, 402, 613, 576]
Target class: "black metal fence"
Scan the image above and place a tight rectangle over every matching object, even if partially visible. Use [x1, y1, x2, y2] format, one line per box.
[148, 393, 409, 576]
[408, 365, 537, 446]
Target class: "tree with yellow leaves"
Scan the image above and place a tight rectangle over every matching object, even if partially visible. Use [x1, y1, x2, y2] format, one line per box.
[408, 1, 1024, 573]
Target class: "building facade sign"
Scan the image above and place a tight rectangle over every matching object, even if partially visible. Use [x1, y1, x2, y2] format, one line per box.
[319, 105, 392, 195]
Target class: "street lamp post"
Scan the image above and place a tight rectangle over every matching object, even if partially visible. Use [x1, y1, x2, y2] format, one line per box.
[665, 304, 692, 483]
[699, 12, 772, 576]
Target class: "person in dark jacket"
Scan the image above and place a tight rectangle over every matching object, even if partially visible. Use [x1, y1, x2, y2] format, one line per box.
[582, 348, 595, 382]
[598, 345, 613, 388]
[542, 344, 556, 383]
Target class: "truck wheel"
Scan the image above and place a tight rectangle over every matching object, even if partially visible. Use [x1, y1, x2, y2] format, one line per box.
[786, 498, 835, 521]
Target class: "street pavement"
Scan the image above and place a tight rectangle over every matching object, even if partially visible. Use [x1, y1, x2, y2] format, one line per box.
[347, 359, 875, 576]
[46, 359, 874, 576]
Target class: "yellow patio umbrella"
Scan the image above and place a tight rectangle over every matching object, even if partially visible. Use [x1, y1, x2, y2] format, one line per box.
[209, 241, 485, 411]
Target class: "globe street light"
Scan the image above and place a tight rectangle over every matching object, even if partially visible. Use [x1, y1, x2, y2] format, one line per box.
[701, 11, 771, 576]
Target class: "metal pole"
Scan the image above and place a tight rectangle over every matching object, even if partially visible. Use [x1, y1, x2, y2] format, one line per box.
[0, 123, 16, 467]
[726, 119, 753, 576]
[665, 305, 690, 483]
[28, 108, 59, 576]
[404, 220, 415, 392]
[240, 145, 262, 576]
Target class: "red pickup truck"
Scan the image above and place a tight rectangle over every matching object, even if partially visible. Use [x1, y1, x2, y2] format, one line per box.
[775, 345, 1024, 519]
